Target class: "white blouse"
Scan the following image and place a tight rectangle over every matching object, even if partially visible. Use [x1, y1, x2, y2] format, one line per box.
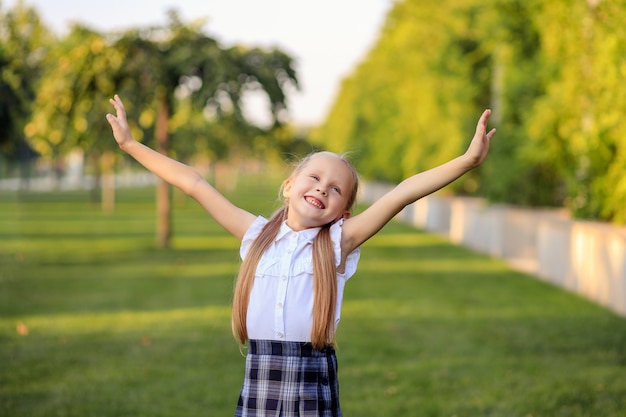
[240, 216, 361, 342]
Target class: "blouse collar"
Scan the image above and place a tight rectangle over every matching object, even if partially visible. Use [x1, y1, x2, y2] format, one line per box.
[276, 221, 321, 244]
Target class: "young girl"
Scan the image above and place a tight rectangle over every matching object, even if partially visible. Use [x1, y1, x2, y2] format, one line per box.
[106, 95, 496, 417]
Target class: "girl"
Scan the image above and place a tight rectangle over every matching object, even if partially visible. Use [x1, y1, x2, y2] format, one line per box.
[106, 95, 496, 417]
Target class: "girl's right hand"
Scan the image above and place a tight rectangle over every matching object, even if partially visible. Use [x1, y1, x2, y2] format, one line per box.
[106, 95, 135, 149]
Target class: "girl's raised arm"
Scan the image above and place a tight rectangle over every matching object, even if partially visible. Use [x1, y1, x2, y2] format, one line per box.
[106, 95, 256, 240]
[341, 109, 496, 253]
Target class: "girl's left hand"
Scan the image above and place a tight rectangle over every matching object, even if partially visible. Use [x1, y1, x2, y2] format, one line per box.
[465, 109, 497, 167]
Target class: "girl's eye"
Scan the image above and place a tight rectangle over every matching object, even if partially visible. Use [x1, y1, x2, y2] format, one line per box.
[311, 175, 319, 181]
[332, 186, 341, 194]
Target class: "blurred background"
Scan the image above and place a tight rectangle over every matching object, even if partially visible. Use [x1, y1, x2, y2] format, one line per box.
[2, 1, 626, 416]
[2, 0, 626, 225]
[2, 0, 626, 227]
[3, 0, 392, 128]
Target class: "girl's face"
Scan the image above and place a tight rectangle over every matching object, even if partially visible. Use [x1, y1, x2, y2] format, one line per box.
[283, 153, 354, 231]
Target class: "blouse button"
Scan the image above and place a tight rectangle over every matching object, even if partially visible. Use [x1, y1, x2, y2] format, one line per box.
[277, 302, 283, 309]
[277, 332, 284, 339]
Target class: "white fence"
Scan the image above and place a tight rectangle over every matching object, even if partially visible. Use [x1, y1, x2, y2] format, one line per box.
[361, 182, 626, 317]
[0, 172, 157, 192]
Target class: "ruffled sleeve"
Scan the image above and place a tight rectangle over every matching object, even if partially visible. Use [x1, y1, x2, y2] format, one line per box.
[240, 216, 268, 260]
[330, 218, 361, 280]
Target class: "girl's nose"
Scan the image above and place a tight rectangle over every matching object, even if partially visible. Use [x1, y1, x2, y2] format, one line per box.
[317, 187, 327, 196]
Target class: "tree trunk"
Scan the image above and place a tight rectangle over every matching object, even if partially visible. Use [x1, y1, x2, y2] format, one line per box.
[100, 151, 115, 213]
[155, 96, 172, 249]
[490, 45, 505, 126]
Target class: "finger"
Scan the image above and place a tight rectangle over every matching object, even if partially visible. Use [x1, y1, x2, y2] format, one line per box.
[105, 113, 119, 128]
[109, 98, 120, 114]
[110, 95, 126, 116]
[474, 110, 489, 135]
[486, 128, 496, 140]
[116, 94, 126, 112]
[479, 109, 491, 126]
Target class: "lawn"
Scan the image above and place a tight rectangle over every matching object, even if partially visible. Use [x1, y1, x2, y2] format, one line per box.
[1, 177, 625, 417]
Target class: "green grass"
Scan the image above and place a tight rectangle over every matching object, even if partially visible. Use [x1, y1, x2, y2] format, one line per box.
[1, 178, 625, 417]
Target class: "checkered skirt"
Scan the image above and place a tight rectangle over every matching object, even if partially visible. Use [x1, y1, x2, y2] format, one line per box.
[234, 340, 341, 417]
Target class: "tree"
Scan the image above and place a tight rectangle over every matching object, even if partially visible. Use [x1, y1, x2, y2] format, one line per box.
[111, 11, 298, 247]
[0, 0, 50, 181]
[524, 0, 626, 221]
[312, 0, 488, 188]
[315, 0, 626, 224]
[25, 24, 124, 207]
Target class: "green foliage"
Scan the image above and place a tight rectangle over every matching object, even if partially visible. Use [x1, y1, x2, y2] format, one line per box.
[25, 25, 122, 159]
[312, 0, 491, 187]
[13, 8, 299, 165]
[314, 0, 626, 223]
[1, 184, 625, 416]
[0, 3, 302, 246]
[100, 11, 300, 247]
[0, 2, 302, 169]
[524, 0, 626, 222]
[0, 0, 51, 162]
[109, 11, 300, 161]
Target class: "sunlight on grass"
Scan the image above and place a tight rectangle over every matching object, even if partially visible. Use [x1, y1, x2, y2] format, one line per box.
[1, 306, 232, 337]
[6, 237, 153, 258]
[172, 235, 240, 250]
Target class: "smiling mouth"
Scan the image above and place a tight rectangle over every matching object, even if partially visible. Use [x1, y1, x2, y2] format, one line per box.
[305, 196, 325, 209]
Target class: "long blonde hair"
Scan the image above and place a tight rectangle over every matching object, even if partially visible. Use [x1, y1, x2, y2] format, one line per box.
[231, 152, 359, 350]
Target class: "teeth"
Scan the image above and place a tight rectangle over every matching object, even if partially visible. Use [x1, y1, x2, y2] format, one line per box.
[305, 196, 325, 209]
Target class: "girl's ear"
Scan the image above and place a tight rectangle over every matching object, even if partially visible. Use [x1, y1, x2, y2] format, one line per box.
[282, 179, 293, 198]
[335, 211, 351, 222]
